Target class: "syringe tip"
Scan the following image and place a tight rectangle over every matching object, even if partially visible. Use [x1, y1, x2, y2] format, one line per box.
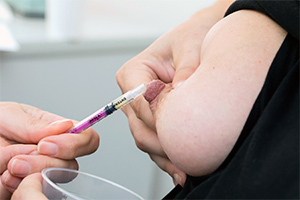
[130, 83, 147, 99]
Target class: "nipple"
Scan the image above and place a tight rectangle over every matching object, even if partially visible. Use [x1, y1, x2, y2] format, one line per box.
[144, 80, 166, 104]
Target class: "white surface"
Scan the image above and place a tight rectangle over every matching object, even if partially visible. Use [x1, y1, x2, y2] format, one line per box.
[0, 23, 19, 51]
[8, 0, 216, 44]
[0, 1, 19, 51]
[0, 0, 13, 22]
[46, 0, 86, 40]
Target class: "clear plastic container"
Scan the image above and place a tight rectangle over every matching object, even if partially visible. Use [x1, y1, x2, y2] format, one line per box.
[42, 168, 144, 200]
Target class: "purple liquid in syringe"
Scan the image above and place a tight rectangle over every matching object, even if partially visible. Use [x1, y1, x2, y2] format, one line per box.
[68, 109, 108, 133]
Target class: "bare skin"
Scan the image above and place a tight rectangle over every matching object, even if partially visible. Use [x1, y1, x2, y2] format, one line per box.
[148, 10, 287, 176]
[117, 2, 286, 184]
[117, 0, 237, 185]
[0, 102, 99, 198]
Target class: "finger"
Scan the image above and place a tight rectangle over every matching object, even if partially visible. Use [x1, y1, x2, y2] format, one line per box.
[0, 144, 37, 174]
[1, 170, 22, 193]
[7, 155, 78, 179]
[2, 114, 73, 144]
[132, 80, 167, 130]
[0, 175, 12, 199]
[125, 106, 166, 157]
[20, 103, 76, 142]
[129, 97, 157, 131]
[117, 64, 157, 131]
[11, 173, 47, 200]
[23, 119, 74, 144]
[150, 154, 186, 186]
[0, 102, 74, 143]
[116, 61, 154, 93]
[37, 128, 99, 159]
[21, 103, 66, 122]
[0, 136, 10, 147]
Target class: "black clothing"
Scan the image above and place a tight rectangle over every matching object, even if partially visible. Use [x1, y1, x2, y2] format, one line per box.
[164, 0, 299, 199]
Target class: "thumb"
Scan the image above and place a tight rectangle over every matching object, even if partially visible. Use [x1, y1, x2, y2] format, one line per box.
[172, 48, 200, 87]
[12, 173, 47, 200]
[172, 65, 197, 87]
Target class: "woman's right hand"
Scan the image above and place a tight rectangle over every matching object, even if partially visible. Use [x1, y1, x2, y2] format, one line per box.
[116, 0, 234, 186]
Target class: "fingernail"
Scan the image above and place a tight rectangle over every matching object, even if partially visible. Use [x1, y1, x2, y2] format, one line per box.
[2, 170, 10, 184]
[48, 119, 71, 127]
[173, 173, 182, 186]
[2, 170, 22, 192]
[38, 141, 58, 155]
[2, 171, 15, 190]
[11, 159, 31, 176]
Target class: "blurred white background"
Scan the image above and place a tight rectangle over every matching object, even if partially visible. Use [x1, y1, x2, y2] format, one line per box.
[0, 0, 217, 199]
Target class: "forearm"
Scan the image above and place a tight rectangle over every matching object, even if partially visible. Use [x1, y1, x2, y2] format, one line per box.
[156, 10, 287, 176]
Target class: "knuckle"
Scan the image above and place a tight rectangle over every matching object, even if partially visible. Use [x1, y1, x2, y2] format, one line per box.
[26, 116, 40, 126]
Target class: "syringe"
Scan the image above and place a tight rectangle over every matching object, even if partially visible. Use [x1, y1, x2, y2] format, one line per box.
[68, 84, 147, 133]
